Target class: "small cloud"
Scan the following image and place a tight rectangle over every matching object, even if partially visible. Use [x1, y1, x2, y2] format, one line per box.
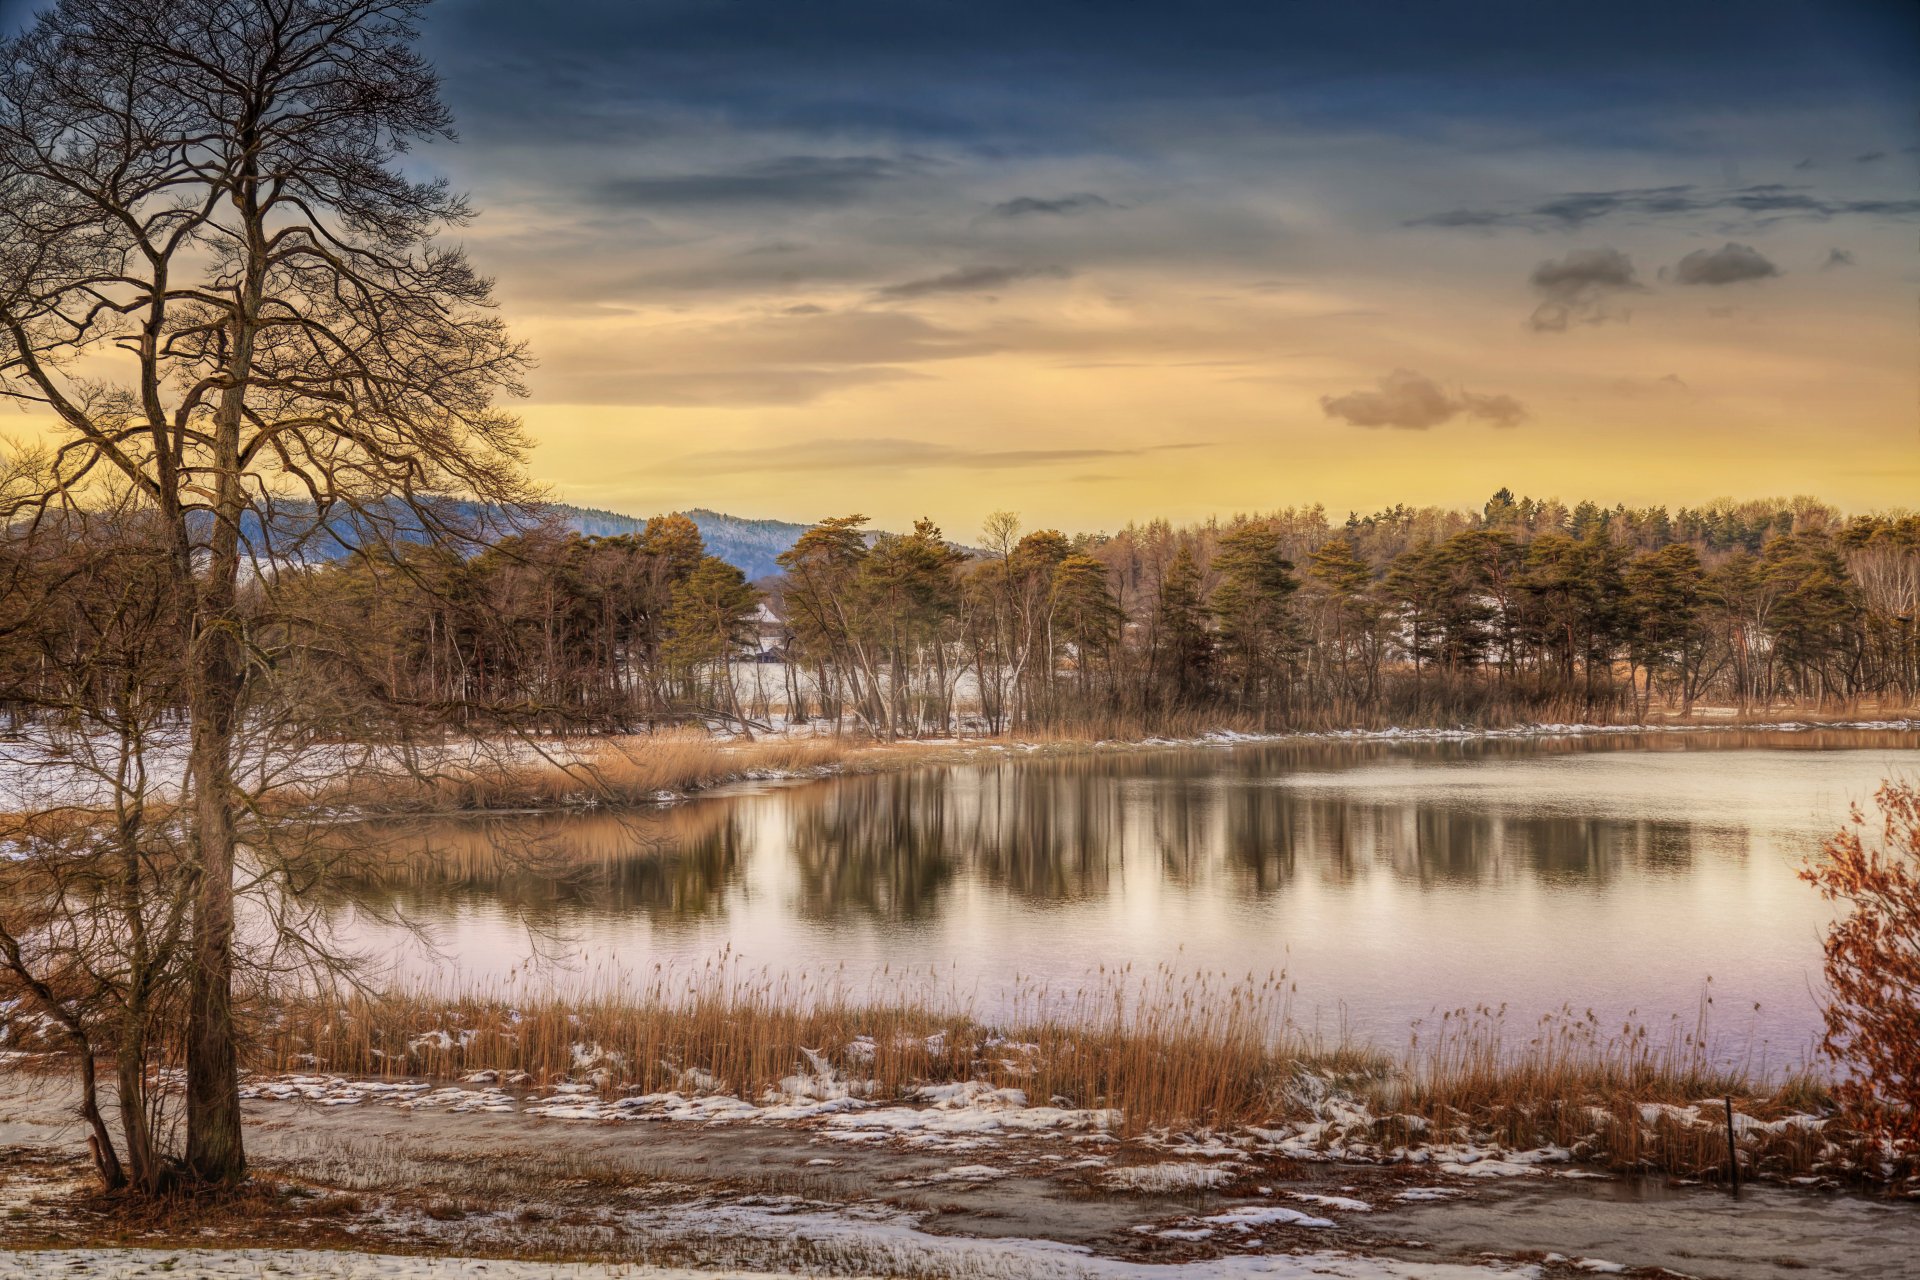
[1671, 242, 1780, 286]
[1527, 248, 1643, 332]
[989, 193, 1115, 218]
[781, 303, 828, 315]
[1320, 369, 1527, 431]
[1856, 151, 1887, 163]
[875, 264, 1071, 299]
[1793, 158, 1816, 171]
[1820, 248, 1855, 271]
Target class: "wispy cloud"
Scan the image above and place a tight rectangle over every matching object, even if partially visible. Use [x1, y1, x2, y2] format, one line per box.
[875, 264, 1072, 299]
[1611, 373, 1693, 399]
[657, 437, 1210, 476]
[1409, 184, 1920, 230]
[594, 155, 918, 210]
[988, 193, 1116, 218]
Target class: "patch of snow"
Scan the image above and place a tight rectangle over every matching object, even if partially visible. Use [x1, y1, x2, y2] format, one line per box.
[1199, 1204, 1336, 1230]
[1104, 1162, 1239, 1192]
[928, 1164, 1010, 1182]
[1288, 1191, 1373, 1212]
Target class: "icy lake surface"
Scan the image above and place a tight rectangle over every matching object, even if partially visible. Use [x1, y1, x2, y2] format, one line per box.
[340, 729, 1917, 1061]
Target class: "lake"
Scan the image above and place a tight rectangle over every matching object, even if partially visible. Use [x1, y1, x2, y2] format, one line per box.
[335, 728, 1917, 1065]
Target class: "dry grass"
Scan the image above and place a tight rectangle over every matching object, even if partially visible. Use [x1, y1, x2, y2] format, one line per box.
[302, 732, 861, 814]
[1402, 1002, 1836, 1181]
[252, 960, 1853, 1183]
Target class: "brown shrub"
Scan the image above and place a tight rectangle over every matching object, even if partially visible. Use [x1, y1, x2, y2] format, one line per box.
[1801, 779, 1920, 1165]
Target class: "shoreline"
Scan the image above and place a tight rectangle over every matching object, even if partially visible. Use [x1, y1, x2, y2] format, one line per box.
[332, 711, 1920, 820]
[1, 1062, 1913, 1280]
[5, 711, 1913, 824]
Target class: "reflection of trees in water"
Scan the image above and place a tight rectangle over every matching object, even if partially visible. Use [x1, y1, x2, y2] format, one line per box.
[780, 749, 1732, 922]
[1221, 784, 1304, 891]
[316, 802, 747, 931]
[785, 772, 959, 921]
[780, 762, 1130, 917]
[968, 764, 1120, 900]
[1218, 788, 1706, 891]
[1143, 776, 1216, 885]
[301, 735, 1804, 937]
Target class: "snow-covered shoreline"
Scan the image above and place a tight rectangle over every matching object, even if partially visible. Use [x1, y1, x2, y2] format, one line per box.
[5, 713, 1914, 817]
[0, 1245, 1542, 1280]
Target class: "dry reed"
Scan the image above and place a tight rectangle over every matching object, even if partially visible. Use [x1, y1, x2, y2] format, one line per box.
[298, 732, 860, 814]
[249, 959, 1854, 1183]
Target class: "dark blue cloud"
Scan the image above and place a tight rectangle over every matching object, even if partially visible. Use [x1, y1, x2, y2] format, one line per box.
[426, 0, 1920, 156]
[1411, 184, 1920, 231]
[594, 156, 919, 210]
[990, 194, 1117, 218]
[1670, 242, 1782, 285]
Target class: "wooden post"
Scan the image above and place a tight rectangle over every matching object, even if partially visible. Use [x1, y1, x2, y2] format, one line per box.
[1724, 1096, 1739, 1195]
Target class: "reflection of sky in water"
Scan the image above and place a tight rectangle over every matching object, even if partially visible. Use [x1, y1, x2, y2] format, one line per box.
[336, 734, 1917, 1064]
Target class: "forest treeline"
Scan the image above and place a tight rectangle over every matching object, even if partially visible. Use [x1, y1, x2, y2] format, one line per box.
[5, 489, 1912, 739]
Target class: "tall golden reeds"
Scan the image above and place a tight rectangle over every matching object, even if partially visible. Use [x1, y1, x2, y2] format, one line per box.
[247, 959, 1842, 1181]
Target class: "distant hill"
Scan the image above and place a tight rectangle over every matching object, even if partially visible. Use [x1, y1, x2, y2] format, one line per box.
[222, 500, 905, 582]
[555, 505, 813, 581]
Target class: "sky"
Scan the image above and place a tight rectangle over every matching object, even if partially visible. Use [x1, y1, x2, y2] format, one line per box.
[4, 0, 1918, 533]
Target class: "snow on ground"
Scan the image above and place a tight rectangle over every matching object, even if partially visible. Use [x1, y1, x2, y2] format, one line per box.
[1287, 1192, 1374, 1212]
[1102, 1161, 1239, 1192]
[1199, 1204, 1336, 1230]
[0, 1247, 1542, 1280]
[0, 1256, 800, 1280]
[242, 1074, 1122, 1151]
[6, 713, 1913, 810]
[233, 1069, 1650, 1179]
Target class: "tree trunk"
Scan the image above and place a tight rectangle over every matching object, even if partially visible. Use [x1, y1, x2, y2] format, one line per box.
[185, 125, 264, 1184]
[76, 1042, 124, 1191]
[116, 1020, 156, 1193]
[184, 477, 247, 1184]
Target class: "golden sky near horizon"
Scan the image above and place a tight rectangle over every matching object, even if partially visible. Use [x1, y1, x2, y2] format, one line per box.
[504, 234, 1918, 534]
[488, 181, 1919, 535]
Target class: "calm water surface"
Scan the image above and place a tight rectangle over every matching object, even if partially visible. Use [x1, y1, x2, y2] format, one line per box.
[339, 730, 1917, 1059]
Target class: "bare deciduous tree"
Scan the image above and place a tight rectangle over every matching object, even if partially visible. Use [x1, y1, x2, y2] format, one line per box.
[0, 0, 532, 1185]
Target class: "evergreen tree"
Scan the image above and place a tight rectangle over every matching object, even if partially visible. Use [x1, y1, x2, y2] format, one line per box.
[1154, 545, 1212, 706]
[1211, 521, 1301, 719]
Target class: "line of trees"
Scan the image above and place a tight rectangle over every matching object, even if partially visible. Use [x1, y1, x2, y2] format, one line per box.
[11, 490, 1908, 746]
[334, 491, 1920, 733]
[754, 494, 1917, 734]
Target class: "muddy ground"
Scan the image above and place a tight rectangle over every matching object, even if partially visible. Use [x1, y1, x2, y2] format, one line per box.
[2, 1068, 1914, 1280]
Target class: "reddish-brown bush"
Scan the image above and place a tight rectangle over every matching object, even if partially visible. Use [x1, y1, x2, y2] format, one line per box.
[1802, 780, 1920, 1162]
